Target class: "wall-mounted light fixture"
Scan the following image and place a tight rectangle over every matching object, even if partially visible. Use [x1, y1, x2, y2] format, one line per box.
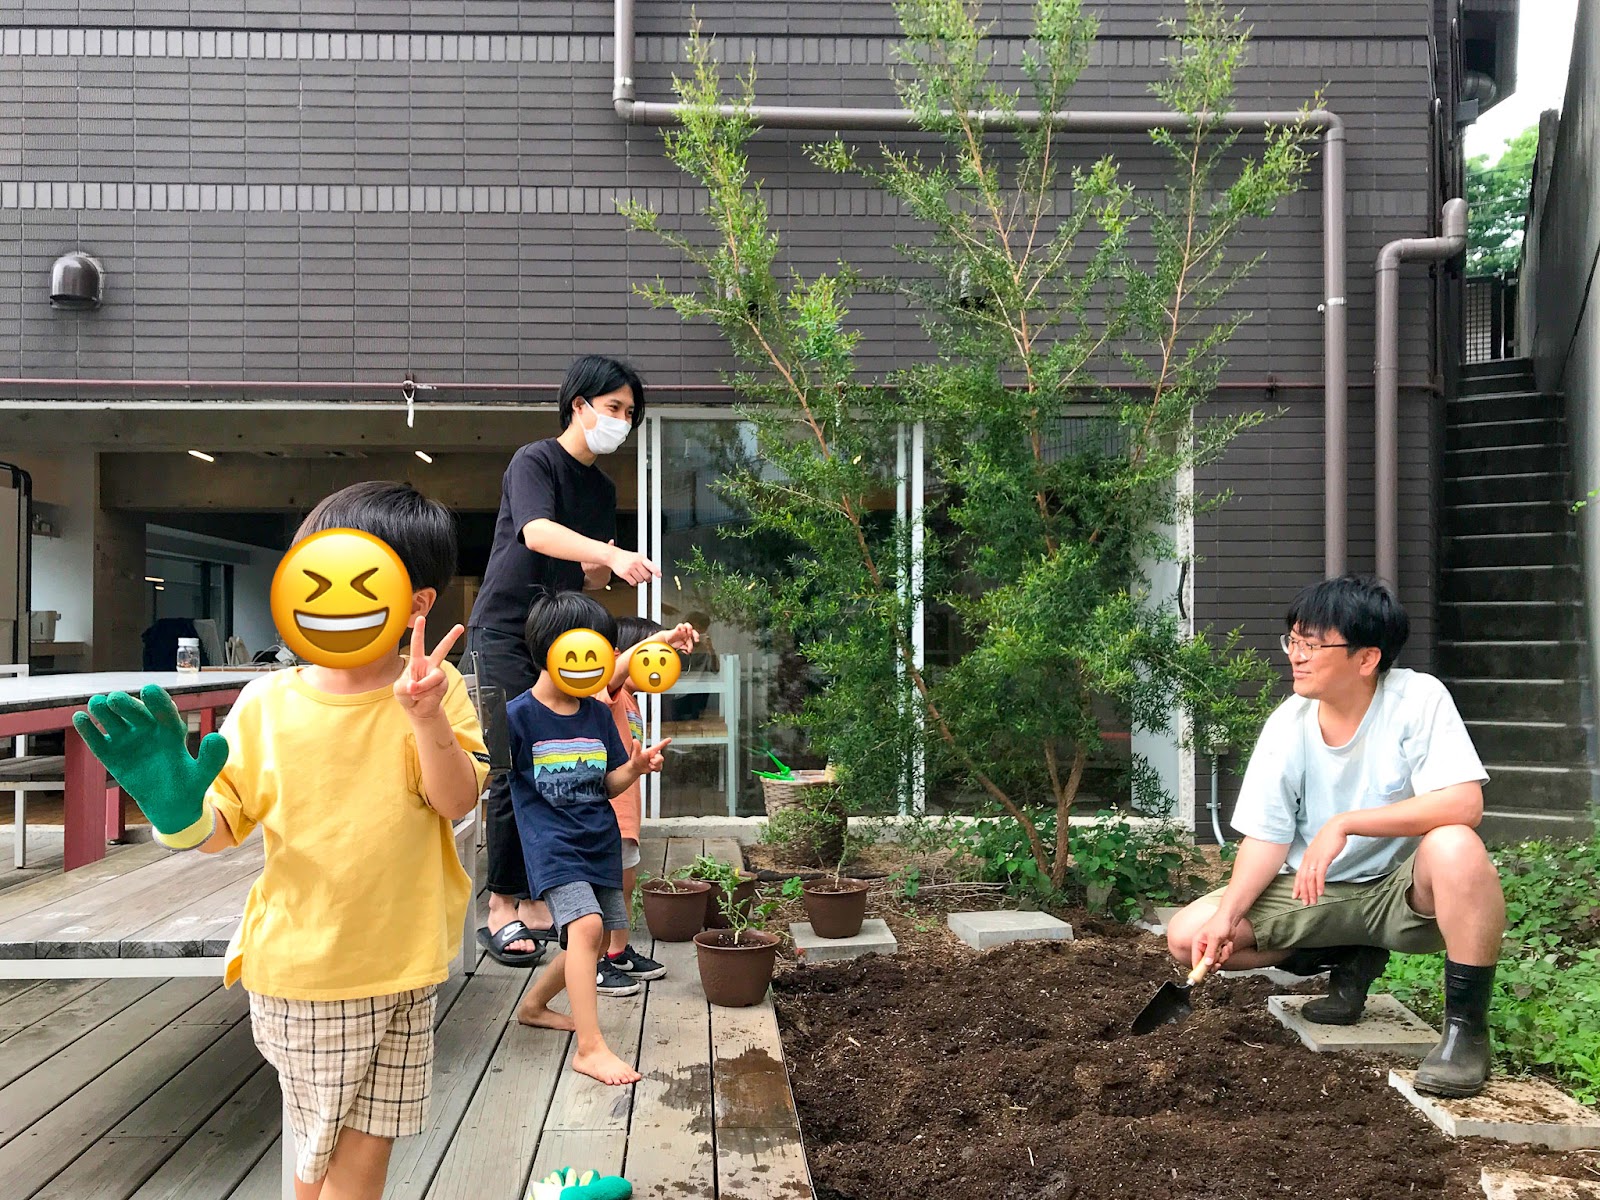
[50, 251, 105, 310]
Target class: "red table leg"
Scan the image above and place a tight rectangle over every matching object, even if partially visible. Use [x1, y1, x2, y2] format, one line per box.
[198, 706, 216, 737]
[106, 784, 126, 843]
[64, 727, 110, 871]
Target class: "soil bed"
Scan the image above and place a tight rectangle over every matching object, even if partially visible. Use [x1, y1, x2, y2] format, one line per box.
[774, 914, 1591, 1199]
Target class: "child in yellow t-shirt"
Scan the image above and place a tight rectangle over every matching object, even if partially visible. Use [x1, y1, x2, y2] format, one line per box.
[74, 481, 488, 1200]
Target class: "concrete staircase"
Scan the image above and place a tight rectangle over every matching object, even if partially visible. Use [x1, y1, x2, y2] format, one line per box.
[1439, 358, 1595, 843]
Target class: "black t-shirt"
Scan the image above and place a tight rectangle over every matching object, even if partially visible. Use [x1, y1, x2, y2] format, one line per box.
[470, 439, 617, 635]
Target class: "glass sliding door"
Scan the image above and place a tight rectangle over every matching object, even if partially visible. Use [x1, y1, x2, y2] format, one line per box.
[636, 412, 798, 818]
[632, 409, 1192, 826]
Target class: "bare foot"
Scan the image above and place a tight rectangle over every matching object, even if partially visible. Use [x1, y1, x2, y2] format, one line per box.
[519, 897, 554, 933]
[572, 1047, 642, 1086]
[517, 1000, 577, 1032]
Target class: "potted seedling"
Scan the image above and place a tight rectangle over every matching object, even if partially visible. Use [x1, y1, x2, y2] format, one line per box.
[640, 873, 712, 943]
[694, 879, 802, 1007]
[685, 854, 758, 930]
[800, 837, 871, 939]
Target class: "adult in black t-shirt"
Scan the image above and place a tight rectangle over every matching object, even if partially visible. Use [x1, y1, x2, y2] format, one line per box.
[467, 355, 659, 964]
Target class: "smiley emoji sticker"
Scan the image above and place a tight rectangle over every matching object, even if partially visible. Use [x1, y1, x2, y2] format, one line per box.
[547, 628, 616, 698]
[627, 641, 682, 694]
[270, 528, 414, 668]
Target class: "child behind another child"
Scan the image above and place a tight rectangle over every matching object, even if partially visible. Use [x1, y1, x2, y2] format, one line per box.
[596, 616, 701, 988]
[511, 593, 670, 1085]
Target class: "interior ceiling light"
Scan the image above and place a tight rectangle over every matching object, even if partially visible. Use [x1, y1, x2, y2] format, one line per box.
[415, 450, 434, 463]
[188, 449, 215, 462]
[144, 576, 164, 583]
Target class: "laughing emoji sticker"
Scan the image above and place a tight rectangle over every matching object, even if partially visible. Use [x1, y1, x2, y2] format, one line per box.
[271, 528, 413, 668]
[546, 628, 615, 698]
[627, 641, 682, 694]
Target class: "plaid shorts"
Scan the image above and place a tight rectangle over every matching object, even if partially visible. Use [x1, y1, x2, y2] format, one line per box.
[249, 986, 438, 1183]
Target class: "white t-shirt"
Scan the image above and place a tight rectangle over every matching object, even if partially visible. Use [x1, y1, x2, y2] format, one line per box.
[1230, 668, 1488, 883]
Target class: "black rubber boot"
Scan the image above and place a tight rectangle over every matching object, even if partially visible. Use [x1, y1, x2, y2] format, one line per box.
[1414, 960, 1494, 1098]
[1300, 945, 1391, 1025]
[1276, 947, 1341, 977]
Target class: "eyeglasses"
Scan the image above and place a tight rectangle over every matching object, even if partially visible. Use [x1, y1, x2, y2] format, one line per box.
[1280, 633, 1352, 656]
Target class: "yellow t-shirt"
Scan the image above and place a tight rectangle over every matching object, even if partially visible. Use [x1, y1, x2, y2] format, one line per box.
[207, 662, 490, 1001]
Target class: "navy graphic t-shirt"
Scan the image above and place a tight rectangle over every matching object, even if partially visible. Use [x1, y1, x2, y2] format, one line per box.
[507, 690, 629, 897]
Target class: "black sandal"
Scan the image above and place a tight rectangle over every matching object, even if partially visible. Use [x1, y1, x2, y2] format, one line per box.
[476, 920, 546, 966]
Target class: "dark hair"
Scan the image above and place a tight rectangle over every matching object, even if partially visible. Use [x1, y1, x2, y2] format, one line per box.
[614, 616, 664, 650]
[1286, 574, 1409, 673]
[524, 591, 619, 670]
[294, 481, 457, 594]
[557, 354, 646, 431]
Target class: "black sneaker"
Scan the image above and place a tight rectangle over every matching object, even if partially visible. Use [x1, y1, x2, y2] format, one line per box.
[596, 958, 642, 997]
[607, 945, 667, 982]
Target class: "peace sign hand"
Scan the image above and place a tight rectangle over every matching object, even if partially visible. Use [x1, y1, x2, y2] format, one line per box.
[394, 614, 465, 721]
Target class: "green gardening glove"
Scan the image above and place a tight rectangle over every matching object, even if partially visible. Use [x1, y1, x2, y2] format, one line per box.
[525, 1166, 632, 1200]
[71, 685, 230, 850]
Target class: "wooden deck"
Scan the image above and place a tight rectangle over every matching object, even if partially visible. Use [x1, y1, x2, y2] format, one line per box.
[0, 837, 815, 1200]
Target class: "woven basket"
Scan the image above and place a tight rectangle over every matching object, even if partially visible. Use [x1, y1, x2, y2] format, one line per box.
[760, 768, 837, 819]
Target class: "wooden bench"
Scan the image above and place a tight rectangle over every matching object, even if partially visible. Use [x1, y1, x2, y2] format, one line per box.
[0, 815, 482, 1199]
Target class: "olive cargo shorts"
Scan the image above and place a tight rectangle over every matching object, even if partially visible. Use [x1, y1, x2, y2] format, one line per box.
[1198, 853, 1445, 954]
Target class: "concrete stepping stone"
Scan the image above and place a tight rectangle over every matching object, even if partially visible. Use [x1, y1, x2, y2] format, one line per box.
[1390, 1070, 1600, 1150]
[1481, 1168, 1600, 1199]
[948, 910, 1073, 950]
[1224, 965, 1329, 985]
[1269, 993, 1437, 1056]
[791, 919, 897, 964]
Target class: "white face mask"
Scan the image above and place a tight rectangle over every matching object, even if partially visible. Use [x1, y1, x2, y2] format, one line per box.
[577, 401, 631, 455]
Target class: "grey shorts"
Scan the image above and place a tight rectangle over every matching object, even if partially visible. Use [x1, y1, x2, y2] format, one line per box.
[543, 880, 630, 949]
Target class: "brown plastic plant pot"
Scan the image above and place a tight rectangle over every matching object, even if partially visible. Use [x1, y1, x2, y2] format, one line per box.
[801, 877, 871, 939]
[640, 878, 712, 942]
[694, 929, 780, 1007]
[703, 872, 759, 930]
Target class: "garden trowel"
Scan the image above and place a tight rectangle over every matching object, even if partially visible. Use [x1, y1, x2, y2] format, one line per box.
[1131, 956, 1213, 1034]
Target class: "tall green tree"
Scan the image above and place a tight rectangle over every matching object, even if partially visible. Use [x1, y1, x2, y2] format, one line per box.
[1467, 123, 1539, 277]
[622, 0, 1309, 890]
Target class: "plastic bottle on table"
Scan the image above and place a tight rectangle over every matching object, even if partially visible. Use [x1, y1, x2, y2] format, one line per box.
[175, 637, 201, 675]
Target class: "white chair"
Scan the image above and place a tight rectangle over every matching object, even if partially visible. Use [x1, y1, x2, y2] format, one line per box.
[0, 665, 65, 869]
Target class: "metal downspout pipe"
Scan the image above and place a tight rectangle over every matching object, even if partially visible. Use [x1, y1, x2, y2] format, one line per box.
[612, 0, 1351, 576]
[1373, 198, 1469, 595]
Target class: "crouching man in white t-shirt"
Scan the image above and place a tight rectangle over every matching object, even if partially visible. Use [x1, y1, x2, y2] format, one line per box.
[1166, 575, 1504, 1098]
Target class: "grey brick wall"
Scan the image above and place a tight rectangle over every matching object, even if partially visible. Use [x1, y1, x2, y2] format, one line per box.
[0, 0, 1461, 832]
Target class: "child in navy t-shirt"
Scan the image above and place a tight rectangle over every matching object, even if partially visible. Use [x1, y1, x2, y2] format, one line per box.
[510, 592, 668, 1087]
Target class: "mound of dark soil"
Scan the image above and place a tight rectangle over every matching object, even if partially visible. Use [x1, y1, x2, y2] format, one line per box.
[774, 937, 1585, 1200]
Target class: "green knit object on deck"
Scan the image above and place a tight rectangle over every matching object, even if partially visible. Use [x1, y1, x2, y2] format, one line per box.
[525, 1167, 632, 1200]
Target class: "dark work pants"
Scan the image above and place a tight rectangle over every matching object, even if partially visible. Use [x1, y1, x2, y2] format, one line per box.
[467, 625, 536, 901]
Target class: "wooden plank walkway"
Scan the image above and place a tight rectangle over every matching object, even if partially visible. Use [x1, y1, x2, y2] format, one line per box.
[0, 837, 816, 1200]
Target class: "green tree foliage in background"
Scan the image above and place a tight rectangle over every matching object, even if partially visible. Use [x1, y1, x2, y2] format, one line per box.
[622, 0, 1311, 890]
[1467, 123, 1538, 277]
